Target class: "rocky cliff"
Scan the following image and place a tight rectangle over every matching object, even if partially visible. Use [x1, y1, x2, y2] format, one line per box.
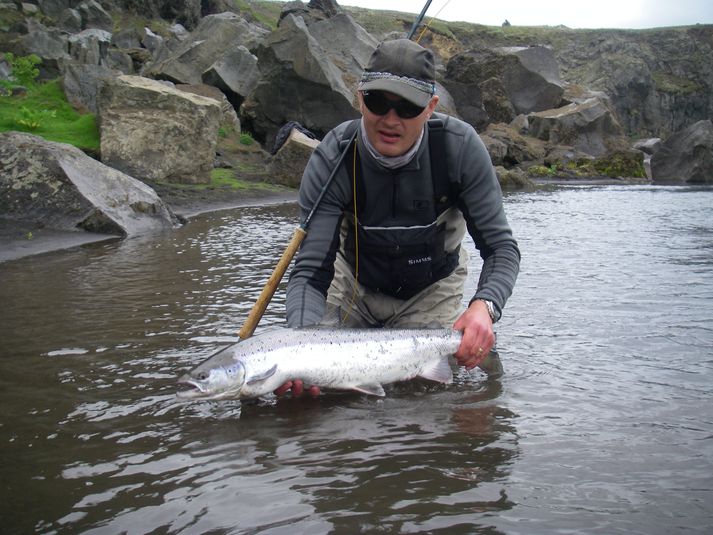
[1, 0, 712, 187]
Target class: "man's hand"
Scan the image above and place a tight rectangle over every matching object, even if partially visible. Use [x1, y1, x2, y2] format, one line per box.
[273, 379, 321, 398]
[453, 300, 496, 369]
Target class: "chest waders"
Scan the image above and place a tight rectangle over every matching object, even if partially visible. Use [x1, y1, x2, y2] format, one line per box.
[340, 118, 461, 300]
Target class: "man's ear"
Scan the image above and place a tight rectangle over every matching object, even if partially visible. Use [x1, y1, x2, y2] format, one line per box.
[428, 95, 440, 114]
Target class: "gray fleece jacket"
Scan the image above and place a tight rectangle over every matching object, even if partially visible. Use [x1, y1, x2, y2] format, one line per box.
[285, 113, 520, 327]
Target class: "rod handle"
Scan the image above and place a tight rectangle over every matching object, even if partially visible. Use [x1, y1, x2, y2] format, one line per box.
[238, 227, 307, 340]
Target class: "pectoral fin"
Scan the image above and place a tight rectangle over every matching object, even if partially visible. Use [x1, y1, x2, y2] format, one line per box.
[352, 383, 386, 397]
[419, 357, 453, 384]
[246, 364, 278, 385]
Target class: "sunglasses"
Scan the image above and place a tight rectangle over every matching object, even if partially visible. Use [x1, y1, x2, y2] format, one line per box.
[362, 90, 426, 119]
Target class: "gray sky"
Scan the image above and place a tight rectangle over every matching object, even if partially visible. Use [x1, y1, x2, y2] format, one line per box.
[338, 0, 713, 29]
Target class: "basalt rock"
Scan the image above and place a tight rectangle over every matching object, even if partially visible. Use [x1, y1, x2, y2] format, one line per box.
[527, 96, 625, 157]
[176, 82, 241, 132]
[98, 75, 222, 184]
[481, 123, 547, 167]
[241, 13, 359, 149]
[143, 12, 269, 85]
[61, 62, 120, 113]
[0, 132, 179, 236]
[268, 127, 320, 188]
[651, 119, 713, 183]
[443, 45, 564, 130]
[201, 45, 260, 109]
[76, 0, 113, 32]
[67, 28, 112, 65]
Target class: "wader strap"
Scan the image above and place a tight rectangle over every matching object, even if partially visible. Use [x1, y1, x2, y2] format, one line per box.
[427, 117, 456, 214]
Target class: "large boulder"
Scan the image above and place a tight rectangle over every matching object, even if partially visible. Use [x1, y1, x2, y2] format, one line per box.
[37, 0, 73, 19]
[444, 45, 564, 130]
[176, 82, 241, 132]
[481, 123, 547, 167]
[268, 127, 320, 188]
[76, 0, 113, 32]
[201, 45, 260, 108]
[0, 132, 178, 236]
[241, 13, 360, 148]
[144, 12, 269, 85]
[98, 75, 222, 183]
[67, 28, 112, 65]
[651, 120, 713, 183]
[61, 62, 120, 113]
[527, 96, 625, 157]
[301, 11, 378, 88]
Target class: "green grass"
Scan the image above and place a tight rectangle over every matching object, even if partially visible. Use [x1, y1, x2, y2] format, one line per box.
[211, 168, 283, 190]
[235, 0, 284, 31]
[0, 79, 100, 151]
[198, 168, 283, 191]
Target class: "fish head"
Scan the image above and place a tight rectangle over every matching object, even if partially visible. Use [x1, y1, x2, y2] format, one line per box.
[177, 359, 248, 400]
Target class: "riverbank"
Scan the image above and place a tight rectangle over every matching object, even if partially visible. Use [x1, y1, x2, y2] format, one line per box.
[0, 184, 298, 264]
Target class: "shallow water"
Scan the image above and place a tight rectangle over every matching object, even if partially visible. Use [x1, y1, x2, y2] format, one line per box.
[1, 185, 712, 534]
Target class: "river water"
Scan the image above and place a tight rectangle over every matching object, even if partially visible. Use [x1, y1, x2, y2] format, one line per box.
[1, 185, 712, 534]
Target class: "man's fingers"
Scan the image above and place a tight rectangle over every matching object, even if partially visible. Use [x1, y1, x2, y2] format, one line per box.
[292, 379, 304, 396]
[274, 380, 321, 398]
[274, 381, 293, 396]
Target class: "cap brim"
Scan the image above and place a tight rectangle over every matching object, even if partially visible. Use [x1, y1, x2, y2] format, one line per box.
[359, 79, 432, 108]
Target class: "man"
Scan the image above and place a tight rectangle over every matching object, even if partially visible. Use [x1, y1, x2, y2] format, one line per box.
[280, 39, 520, 396]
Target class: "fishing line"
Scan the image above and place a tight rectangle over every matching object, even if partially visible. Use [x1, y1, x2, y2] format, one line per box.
[416, 0, 453, 42]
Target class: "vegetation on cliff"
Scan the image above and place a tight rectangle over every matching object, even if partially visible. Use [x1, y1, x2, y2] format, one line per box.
[0, 55, 99, 152]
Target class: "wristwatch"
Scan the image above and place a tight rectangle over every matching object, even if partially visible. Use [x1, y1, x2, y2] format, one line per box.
[477, 299, 499, 323]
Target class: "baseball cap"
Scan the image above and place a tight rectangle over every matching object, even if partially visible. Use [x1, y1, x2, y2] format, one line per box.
[358, 39, 436, 107]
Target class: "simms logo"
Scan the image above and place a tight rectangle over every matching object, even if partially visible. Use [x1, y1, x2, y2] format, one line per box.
[408, 256, 432, 265]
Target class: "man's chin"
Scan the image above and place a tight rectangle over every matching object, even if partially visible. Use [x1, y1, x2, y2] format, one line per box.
[374, 140, 406, 157]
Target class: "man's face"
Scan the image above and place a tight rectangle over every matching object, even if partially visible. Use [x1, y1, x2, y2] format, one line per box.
[358, 90, 439, 157]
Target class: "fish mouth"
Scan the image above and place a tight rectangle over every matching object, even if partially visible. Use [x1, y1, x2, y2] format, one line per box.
[177, 374, 241, 401]
[177, 375, 212, 400]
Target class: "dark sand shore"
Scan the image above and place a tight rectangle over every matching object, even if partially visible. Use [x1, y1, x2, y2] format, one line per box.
[0, 185, 298, 264]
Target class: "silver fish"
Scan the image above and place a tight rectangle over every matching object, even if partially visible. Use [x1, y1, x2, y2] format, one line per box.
[177, 327, 463, 400]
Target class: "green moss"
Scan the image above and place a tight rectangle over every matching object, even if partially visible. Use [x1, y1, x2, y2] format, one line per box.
[527, 164, 558, 177]
[591, 151, 646, 178]
[162, 168, 283, 191]
[652, 72, 704, 95]
[239, 131, 254, 145]
[542, 152, 646, 179]
[235, 0, 283, 31]
[0, 78, 100, 151]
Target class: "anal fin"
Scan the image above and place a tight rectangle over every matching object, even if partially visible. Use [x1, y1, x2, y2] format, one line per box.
[419, 357, 453, 384]
[352, 383, 386, 397]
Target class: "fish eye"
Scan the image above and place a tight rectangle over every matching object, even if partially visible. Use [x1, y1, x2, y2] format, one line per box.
[197, 372, 209, 381]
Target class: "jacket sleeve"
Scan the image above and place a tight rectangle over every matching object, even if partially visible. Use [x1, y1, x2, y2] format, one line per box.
[454, 124, 521, 318]
[285, 127, 353, 327]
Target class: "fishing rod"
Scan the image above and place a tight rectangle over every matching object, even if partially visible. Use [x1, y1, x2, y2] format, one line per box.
[237, 0, 436, 340]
